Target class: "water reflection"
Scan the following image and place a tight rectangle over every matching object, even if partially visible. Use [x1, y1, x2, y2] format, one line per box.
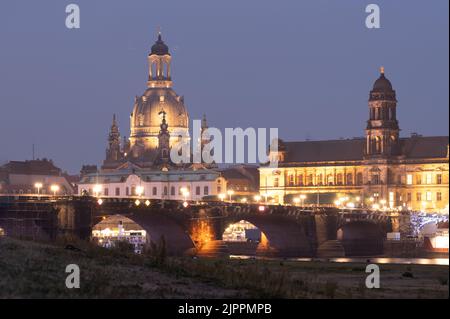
[230, 255, 449, 266]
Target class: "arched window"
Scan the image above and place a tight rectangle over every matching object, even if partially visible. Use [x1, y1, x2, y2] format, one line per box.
[356, 173, 363, 185]
[170, 186, 175, 196]
[346, 173, 353, 185]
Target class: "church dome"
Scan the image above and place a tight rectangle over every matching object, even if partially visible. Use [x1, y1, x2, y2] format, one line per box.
[150, 34, 170, 56]
[372, 68, 393, 92]
[130, 88, 189, 136]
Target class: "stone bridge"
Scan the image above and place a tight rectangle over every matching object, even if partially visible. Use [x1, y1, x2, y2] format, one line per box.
[0, 195, 405, 257]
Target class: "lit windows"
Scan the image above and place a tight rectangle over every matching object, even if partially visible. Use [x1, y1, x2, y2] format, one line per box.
[425, 173, 432, 185]
[406, 174, 413, 185]
[426, 191, 432, 201]
[437, 192, 442, 201]
[437, 174, 442, 185]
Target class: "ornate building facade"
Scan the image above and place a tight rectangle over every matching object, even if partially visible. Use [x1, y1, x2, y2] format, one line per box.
[260, 69, 449, 213]
[78, 34, 225, 200]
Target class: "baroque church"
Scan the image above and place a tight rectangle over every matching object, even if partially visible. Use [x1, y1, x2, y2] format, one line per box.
[260, 68, 449, 213]
[78, 34, 226, 201]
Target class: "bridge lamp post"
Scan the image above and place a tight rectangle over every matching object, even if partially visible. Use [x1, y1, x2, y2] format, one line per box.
[227, 190, 234, 202]
[299, 194, 307, 206]
[34, 182, 43, 197]
[136, 186, 144, 198]
[50, 185, 60, 197]
[93, 184, 102, 197]
[293, 197, 300, 206]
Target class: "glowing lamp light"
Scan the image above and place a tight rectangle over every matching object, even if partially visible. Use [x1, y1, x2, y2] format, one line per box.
[258, 205, 266, 212]
[34, 182, 43, 196]
[372, 203, 380, 210]
[183, 201, 189, 208]
[93, 184, 102, 196]
[136, 186, 144, 197]
[135, 199, 141, 206]
[355, 196, 361, 202]
[218, 193, 226, 201]
[50, 184, 60, 196]
[293, 197, 300, 205]
[241, 198, 247, 203]
[254, 195, 262, 202]
[97, 198, 103, 205]
[380, 199, 387, 205]
[145, 200, 151, 206]
[334, 200, 341, 207]
[346, 202, 355, 208]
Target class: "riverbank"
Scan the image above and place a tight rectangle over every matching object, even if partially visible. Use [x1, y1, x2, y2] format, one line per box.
[0, 237, 448, 298]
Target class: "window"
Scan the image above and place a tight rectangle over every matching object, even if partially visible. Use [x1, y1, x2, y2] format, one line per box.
[126, 187, 129, 196]
[425, 173, 432, 185]
[337, 173, 343, 185]
[298, 174, 304, 186]
[131, 186, 136, 196]
[273, 178, 279, 187]
[288, 174, 294, 186]
[371, 174, 380, 185]
[196, 186, 201, 196]
[346, 173, 353, 185]
[416, 175, 422, 185]
[170, 186, 175, 196]
[406, 174, 413, 185]
[204, 186, 209, 196]
[115, 188, 120, 196]
[437, 192, 442, 201]
[426, 192, 432, 201]
[308, 174, 314, 186]
[317, 174, 323, 185]
[152, 187, 157, 196]
[217, 186, 221, 193]
[163, 186, 168, 196]
[356, 173, 363, 185]
[104, 188, 109, 196]
[407, 192, 412, 202]
[416, 192, 422, 201]
[437, 174, 442, 185]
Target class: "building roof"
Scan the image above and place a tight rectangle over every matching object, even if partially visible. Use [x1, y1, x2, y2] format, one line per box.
[282, 138, 366, 163]
[0, 159, 61, 176]
[278, 135, 448, 164]
[400, 135, 449, 159]
[80, 168, 221, 184]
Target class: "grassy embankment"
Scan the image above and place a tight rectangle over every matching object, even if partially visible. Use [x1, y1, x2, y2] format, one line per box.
[0, 237, 448, 299]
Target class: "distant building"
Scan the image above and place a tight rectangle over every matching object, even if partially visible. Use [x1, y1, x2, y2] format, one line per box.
[260, 69, 449, 212]
[0, 159, 76, 195]
[219, 165, 260, 199]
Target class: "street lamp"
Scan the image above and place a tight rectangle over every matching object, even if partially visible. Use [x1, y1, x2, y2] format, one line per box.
[254, 195, 261, 203]
[34, 182, 43, 197]
[241, 197, 247, 204]
[136, 186, 144, 197]
[227, 190, 234, 202]
[299, 194, 307, 206]
[293, 197, 300, 206]
[218, 193, 226, 202]
[181, 187, 189, 202]
[93, 184, 102, 197]
[50, 184, 60, 197]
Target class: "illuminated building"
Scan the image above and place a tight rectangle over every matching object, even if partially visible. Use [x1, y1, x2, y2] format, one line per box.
[78, 33, 227, 200]
[260, 68, 449, 212]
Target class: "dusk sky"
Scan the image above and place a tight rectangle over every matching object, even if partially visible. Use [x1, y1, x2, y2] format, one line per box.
[0, 0, 448, 173]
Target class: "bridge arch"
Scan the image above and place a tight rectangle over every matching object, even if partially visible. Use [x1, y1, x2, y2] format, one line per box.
[337, 220, 384, 256]
[92, 213, 195, 256]
[222, 215, 314, 257]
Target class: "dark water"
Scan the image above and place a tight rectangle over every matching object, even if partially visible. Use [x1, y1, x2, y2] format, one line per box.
[230, 255, 449, 266]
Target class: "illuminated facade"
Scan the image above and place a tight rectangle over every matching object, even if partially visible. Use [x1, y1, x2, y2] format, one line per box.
[260, 69, 449, 212]
[79, 33, 227, 200]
